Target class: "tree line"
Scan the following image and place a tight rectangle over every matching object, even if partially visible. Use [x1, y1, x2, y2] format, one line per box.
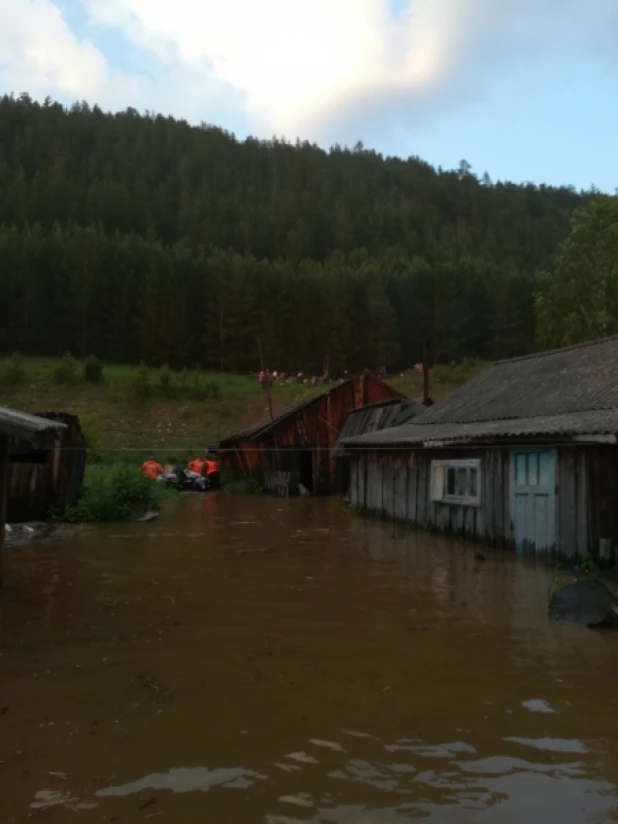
[0, 93, 600, 370]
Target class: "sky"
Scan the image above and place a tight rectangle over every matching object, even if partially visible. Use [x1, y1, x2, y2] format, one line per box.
[1, 0, 617, 191]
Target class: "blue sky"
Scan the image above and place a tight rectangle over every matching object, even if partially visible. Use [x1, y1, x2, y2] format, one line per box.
[1, 0, 617, 191]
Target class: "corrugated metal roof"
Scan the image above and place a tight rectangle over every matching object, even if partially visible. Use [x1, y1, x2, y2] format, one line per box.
[333, 399, 425, 456]
[416, 335, 618, 426]
[341, 409, 618, 449]
[0, 406, 66, 444]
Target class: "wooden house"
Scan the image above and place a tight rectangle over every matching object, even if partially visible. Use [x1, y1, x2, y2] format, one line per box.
[0, 407, 67, 584]
[333, 398, 428, 492]
[338, 337, 618, 561]
[220, 371, 405, 496]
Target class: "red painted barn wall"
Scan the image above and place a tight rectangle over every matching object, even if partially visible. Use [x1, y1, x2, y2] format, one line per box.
[221, 373, 404, 493]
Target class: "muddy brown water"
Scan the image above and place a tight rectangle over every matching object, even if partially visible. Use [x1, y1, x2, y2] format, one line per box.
[2, 495, 618, 823]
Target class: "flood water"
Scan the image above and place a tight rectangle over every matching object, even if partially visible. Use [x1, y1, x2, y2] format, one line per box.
[2, 495, 618, 823]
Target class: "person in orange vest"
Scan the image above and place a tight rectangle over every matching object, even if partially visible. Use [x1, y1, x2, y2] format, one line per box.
[204, 454, 220, 489]
[187, 456, 207, 476]
[142, 456, 164, 480]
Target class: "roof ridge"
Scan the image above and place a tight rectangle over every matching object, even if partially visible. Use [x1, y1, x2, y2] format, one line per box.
[491, 334, 618, 367]
[414, 406, 618, 428]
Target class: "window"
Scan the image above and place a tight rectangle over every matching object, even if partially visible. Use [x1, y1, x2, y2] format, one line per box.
[431, 459, 481, 506]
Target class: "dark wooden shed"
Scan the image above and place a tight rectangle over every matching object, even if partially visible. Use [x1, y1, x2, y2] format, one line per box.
[220, 371, 405, 496]
[0, 407, 67, 585]
[339, 336, 618, 563]
[7, 412, 86, 522]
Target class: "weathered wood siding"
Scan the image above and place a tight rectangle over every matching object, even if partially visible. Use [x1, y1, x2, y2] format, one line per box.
[350, 444, 616, 559]
[7, 413, 86, 522]
[367, 448, 509, 546]
[555, 447, 589, 560]
[586, 445, 618, 557]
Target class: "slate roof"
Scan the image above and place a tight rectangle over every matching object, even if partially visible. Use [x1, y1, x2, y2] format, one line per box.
[419, 335, 618, 425]
[0, 406, 66, 444]
[332, 398, 426, 457]
[340, 336, 618, 449]
[341, 409, 618, 449]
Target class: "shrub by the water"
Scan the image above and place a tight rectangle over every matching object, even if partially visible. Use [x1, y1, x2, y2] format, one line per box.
[63, 463, 171, 522]
[83, 355, 104, 383]
[1, 352, 27, 385]
[54, 352, 78, 384]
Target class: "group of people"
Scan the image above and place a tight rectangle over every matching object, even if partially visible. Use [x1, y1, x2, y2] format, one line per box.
[257, 369, 350, 389]
[141, 453, 220, 490]
[257, 366, 391, 388]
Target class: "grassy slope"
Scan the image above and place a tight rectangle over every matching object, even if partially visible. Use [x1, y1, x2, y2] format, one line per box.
[0, 357, 488, 460]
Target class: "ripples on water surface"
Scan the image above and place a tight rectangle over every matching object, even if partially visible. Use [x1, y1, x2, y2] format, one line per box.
[1, 495, 618, 822]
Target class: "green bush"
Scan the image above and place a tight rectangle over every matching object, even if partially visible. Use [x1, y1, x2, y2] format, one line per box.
[204, 379, 222, 399]
[54, 352, 78, 384]
[1, 352, 27, 385]
[159, 363, 175, 397]
[189, 370, 207, 400]
[83, 355, 104, 383]
[63, 463, 172, 522]
[178, 367, 189, 392]
[76, 410, 103, 464]
[133, 361, 150, 398]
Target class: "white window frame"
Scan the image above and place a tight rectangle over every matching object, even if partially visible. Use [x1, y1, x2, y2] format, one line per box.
[431, 459, 481, 507]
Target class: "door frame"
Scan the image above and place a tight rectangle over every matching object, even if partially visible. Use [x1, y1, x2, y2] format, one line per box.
[509, 447, 557, 555]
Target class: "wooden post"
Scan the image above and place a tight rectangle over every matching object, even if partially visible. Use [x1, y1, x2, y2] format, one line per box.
[257, 336, 281, 473]
[422, 343, 431, 405]
[0, 435, 9, 589]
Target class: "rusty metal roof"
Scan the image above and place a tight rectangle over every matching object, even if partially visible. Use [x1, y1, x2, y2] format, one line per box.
[332, 399, 425, 456]
[341, 336, 618, 449]
[221, 403, 296, 443]
[220, 371, 405, 446]
[0, 406, 66, 444]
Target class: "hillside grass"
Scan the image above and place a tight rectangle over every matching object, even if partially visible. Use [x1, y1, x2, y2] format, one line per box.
[0, 356, 488, 461]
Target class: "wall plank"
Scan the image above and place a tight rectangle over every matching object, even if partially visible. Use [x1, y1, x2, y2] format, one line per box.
[576, 450, 588, 558]
[558, 449, 576, 559]
[395, 466, 408, 522]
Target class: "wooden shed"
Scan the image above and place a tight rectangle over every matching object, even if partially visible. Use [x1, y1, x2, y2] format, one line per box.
[220, 371, 405, 496]
[0, 407, 67, 585]
[339, 337, 618, 562]
[8, 412, 86, 522]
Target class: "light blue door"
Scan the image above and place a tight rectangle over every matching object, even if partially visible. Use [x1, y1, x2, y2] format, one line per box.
[510, 449, 556, 555]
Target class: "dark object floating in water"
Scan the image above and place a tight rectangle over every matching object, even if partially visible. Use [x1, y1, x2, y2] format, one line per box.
[474, 552, 486, 562]
[137, 511, 159, 523]
[549, 579, 618, 627]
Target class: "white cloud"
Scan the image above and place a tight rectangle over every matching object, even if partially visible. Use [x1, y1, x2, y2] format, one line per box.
[1, 1, 616, 145]
[0, 0, 148, 105]
[81, 0, 618, 140]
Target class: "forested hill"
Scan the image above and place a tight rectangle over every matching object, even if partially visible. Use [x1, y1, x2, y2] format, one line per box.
[0, 94, 589, 372]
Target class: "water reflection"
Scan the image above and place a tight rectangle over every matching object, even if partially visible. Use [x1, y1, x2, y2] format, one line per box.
[1, 494, 618, 823]
[96, 765, 267, 795]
